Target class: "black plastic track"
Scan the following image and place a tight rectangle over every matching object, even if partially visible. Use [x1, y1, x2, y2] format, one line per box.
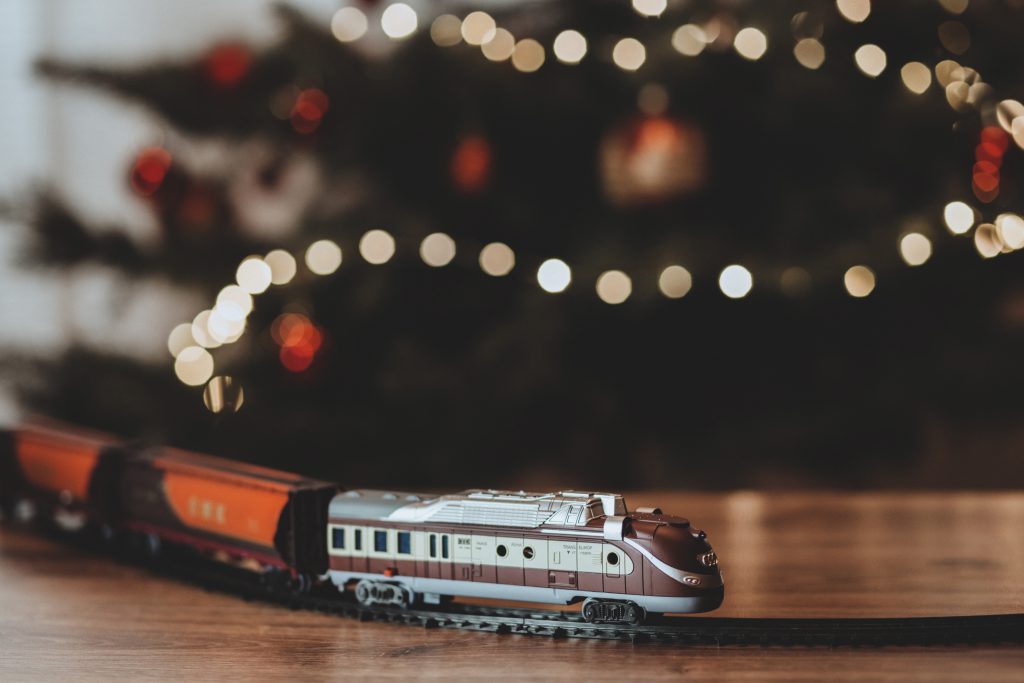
[158, 553, 1024, 646]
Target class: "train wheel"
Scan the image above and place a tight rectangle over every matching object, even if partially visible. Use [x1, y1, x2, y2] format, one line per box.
[354, 579, 410, 608]
[582, 598, 644, 625]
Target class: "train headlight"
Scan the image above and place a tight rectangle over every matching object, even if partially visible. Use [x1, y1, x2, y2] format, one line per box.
[699, 551, 718, 568]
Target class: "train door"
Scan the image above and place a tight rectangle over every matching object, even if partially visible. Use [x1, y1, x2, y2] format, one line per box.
[547, 539, 577, 589]
[495, 535, 525, 586]
[425, 531, 452, 579]
[603, 544, 626, 594]
[454, 533, 473, 582]
[471, 535, 497, 583]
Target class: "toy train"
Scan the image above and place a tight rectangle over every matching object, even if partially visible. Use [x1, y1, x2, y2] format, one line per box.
[0, 421, 723, 624]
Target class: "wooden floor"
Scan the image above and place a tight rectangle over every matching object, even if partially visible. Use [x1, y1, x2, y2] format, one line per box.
[1, 492, 1022, 680]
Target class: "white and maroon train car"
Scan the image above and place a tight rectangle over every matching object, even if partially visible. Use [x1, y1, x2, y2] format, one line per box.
[325, 489, 723, 623]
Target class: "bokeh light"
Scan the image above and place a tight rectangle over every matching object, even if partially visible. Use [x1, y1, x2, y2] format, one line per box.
[612, 38, 646, 71]
[943, 201, 975, 234]
[482, 28, 516, 62]
[512, 39, 545, 73]
[793, 38, 825, 69]
[658, 265, 692, 299]
[215, 285, 254, 321]
[719, 265, 753, 298]
[359, 229, 396, 264]
[431, 14, 462, 47]
[844, 265, 875, 297]
[273, 313, 323, 373]
[900, 62, 932, 94]
[167, 322, 195, 358]
[236, 257, 272, 294]
[175, 346, 215, 386]
[780, 267, 812, 297]
[537, 259, 571, 293]
[671, 25, 706, 57]
[734, 28, 767, 61]
[461, 11, 496, 46]
[331, 7, 368, 43]
[854, 44, 886, 77]
[553, 30, 587, 64]
[996, 213, 1024, 249]
[974, 223, 1003, 258]
[419, 232, 457, 267]
[899, 233, 932, 266]
[264, 249, 297, 285]
[479, 242, 515, 276]
[632, 0, 666, 17]
[381, 3, 417, 40]
[836, 0, 871, 23]
[305, 239, 343, 275]
[190, 310, 222, 349]
[596, 270, 632, 305]
[203, 376, 244, 414]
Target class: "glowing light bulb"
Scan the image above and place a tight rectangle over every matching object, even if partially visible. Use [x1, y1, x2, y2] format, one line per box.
[430, 14, 462, 47]
[837, 0, 871, 23]
[236, 257, 272, 294]
[537, 259, 571, 293]
[793, 38, 825, 70]
[854, 44, 886, 77]
[671, 25, 706, 57]
[482, 28, 516, 62]
[461, 11, 496, 46]
[898, 233, 932, 266]
[900, 62, 932, 94]
[167, 323, 196, 358]
[175, 346, 214, 386]
[305, 240, 342, 275]
[511, 39, 545, 73]
[190, 310, 222, 349]
[719, 265, 753, 298]
[632, 0, 667, 17]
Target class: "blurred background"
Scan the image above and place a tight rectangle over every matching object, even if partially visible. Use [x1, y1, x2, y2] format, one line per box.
[1, 0, 1023, 490]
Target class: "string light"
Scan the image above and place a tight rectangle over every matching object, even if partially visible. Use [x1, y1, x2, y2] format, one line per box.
[359, 229, 396, 264]
[430, 15, 462, 47]
[899, 233, 932, 266]
[305, 239, 342, 275]
[537, 259, 571, 293]
[793, 38, 825, 70]
[479, 242, 515, 276]
[671, 25, 706, 57]
[612, 38, 646, 71]
[236, 257, 272, 294]
[215, 286, 254, 321]
[836, 0, 871, 24]
[204, 376, 244, 414]
[461, 11, 496, 46]
[844, 266, 876, 297]
[943, 201, 975, 234]
[331, 7, 367, 43]
[974, 223, 1002, 258]
[381, 3, 417, 40]
[854, 44, 886, 77]
[996, 213, 1024, 249]
[190, 310, 222, 349]
[511, 39, 545, 73]
[719, 265, 753, 299]
[734, 28, 768, 61]
[419, 232, 457, 267]
[595, 270, 632, 304]
[658, 265, 692, 299]
[939, 0, 969, 14]
[553, 30, 587, 64]
[900, 62, 932, 94]
[265, 249, 297, 285]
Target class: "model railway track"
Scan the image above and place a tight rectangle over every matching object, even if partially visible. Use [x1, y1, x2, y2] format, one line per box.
[149, 549, 1024, 647]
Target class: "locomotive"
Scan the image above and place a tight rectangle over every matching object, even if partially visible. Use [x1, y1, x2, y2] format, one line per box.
[0, 422, 723, 624]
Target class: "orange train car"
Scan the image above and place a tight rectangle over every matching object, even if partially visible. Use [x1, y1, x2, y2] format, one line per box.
[118, 447, 336, 577]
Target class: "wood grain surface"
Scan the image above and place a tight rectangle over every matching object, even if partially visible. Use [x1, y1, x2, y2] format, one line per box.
[1, 492, 1022, 681]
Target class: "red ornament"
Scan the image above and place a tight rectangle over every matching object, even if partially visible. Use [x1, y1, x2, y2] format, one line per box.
[273, 313, 323, 372]
[205, 44, 251, 88]
[130, 147, 172, 196]
[290, 89, 329, 135]
[450, 135, 492, 193]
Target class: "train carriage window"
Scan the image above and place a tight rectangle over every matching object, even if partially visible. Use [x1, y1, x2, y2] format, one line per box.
[496, 544, 508, 557]
[607, 551, 619, 566]
[442, 535, 450, 559]
[354, 529, 362, 551]
[397, 531, 411, 555]
[332, 527, 345, 550]
[374, 530, 388, 553]
[429, 534, 437, 558]
[523, 547, 534, 560]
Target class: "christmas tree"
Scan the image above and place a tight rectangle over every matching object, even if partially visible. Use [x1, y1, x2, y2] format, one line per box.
[14, 0, 1024, 489]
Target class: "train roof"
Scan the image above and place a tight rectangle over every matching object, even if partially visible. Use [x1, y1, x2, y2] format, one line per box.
[329, 489, 628, 529]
